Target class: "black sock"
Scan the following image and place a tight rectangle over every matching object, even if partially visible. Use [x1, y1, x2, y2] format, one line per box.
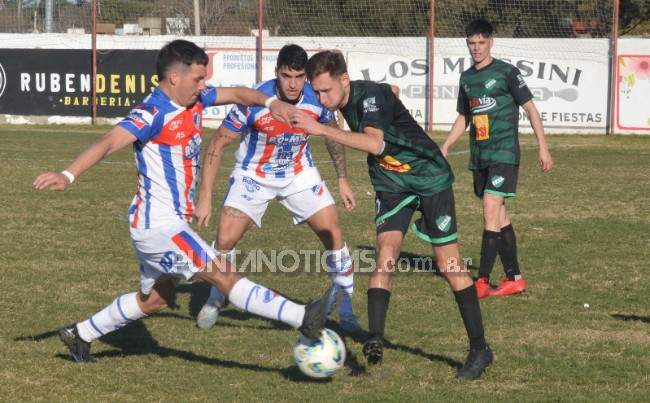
[499, 224, 521, 280]
[453, 284, 488, 350]
[367, 288, 391, 338]
[478, 230, 501, 279]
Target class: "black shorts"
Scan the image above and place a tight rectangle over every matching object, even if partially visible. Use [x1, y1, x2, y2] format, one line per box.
[473, 164, 519, 198]
[374, 187, 458, 246]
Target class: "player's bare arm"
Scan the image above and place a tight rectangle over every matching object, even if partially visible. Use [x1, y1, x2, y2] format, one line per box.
[521, 100, 553, 172]
[441, 114, 469, 157]
[33, 126, 137, 191]
[195, 125, 239, 227]
[214, 86, 297, 123]
[324, 131, 357, 211]
[292, 109, 385, 155]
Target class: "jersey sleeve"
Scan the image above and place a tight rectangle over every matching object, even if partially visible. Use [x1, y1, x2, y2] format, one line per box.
[199, 85, 218, 106]
[221, 104, 251, 133]
[118, 104, 164, 143]
[359, 84, 393, 133]
[318, 109, 335, 124]
[507, 67, 534, 106]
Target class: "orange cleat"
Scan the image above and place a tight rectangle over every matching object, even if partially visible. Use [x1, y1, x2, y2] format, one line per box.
[475, 277, 491, 299]
[490, 278, 527, 296]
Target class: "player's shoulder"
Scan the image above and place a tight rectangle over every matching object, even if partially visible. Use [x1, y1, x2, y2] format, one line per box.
[254, 79, 277, 95]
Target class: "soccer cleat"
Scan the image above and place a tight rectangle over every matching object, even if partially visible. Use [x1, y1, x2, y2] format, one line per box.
[475, 277, 491, 299]
[299, 284, 339, 339]
[456, 345, 493, 380]
[489, 277, 527, 296]
[59, 324, 97, 364]
[339, 312, 364, 335]
[197, 301, 223, 329]
[362, 335, 384, 365]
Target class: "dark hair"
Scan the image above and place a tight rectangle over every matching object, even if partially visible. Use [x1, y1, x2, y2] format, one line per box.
[277, 44, 308, 71]
[465, 19, 494, 38]
[156, 39, 209, 81]
[305, 50, 347, 82]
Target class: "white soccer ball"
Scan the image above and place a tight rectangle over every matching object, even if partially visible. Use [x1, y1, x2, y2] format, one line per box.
[293, 328, 346, 378]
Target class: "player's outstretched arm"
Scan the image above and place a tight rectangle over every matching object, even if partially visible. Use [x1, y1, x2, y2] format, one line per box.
[521, 100, 553, 172]
[440, 114, 469, 157]
[214, 87, 296, 123]
[195, 125, 239, 227]
[33, 126, 137, 191]
[292, 110, 384, 155]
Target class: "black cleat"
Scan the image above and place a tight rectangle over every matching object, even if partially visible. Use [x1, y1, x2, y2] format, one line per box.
[362, 335, 384, 365]
[299, 284, 339, 339]
[59, 324, 97, 364]
[456, 345, 493, 380]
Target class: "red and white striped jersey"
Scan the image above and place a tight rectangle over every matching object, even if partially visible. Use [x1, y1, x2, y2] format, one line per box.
[223, 80, 335, 180]
[118, 86, 218, 229]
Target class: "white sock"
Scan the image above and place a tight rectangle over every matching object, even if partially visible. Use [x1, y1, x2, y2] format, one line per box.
[326, 243, 354, 295]
[205, 247, 235, 306]
[228, 278, 305, 329]
[77, 292, 146, 342]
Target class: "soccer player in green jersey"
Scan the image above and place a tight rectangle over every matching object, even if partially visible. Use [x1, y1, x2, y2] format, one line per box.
[441, 19, 553, 299]
[291, 50, 493, 380]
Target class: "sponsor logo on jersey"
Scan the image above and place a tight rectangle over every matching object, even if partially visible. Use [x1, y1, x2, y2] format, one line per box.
[436, 215, 452, 232]
[491, 175, 505, 188]
[184, 135, 202, 160]
[160, 251, 179, 273]
[485, 79, 497, 89]
[472, 114, 490, 141]
[517, 74, 527, 89]
[469, 95, 496, 114]
[374, 155, 411, 173]
[312, 184, 324, 196]
[193, 111, 201, 130]
[268, 133, 308, 147]
[258, 115, 273, 126]
[125, 105, 158, 129]
[169, 118, 184, 131]
[363, 96, 379, 113]
[263, 289, 279, 303]
[240, 194, 253, 201]
[242, 176, 261, 192]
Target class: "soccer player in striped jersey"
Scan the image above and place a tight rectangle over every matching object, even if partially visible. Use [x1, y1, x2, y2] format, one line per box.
[441, 19, 553, 299]
[291, 50, 492, 380]
[194, 44, 362, 335]
[33, 39, 337, 364]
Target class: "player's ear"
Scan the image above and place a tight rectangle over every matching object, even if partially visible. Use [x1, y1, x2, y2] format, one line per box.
[341, 72, 350, 88]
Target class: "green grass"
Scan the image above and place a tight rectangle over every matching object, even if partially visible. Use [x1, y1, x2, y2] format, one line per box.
[1, 125, 648, 401]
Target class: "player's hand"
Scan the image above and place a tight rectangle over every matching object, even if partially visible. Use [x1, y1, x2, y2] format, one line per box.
[194, 197, 213, 228]
[291, 110, 323, 135]
[268, 99, 297, 123]
[338, 177, 356, 211]
[440, 144, 449, 158]
[539, 149, 553, 172]
[33, 172, 72, 191]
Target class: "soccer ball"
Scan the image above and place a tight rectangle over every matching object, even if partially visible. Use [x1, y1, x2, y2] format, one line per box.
[293, 328, 346, 378]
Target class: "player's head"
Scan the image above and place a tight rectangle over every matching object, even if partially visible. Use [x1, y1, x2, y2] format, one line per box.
[465, 19, 494, 67]
[305, 50, 350, 111]
[274, 44, 308, 103]
[156, 40, 209, 107]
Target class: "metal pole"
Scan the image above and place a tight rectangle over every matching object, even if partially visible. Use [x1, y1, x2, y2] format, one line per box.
[92, 0, 97, 125]
[609, 0, 620, 135]
[194, 0, 201, 36]
[257, 0, 263, 83]
[44, 0, 53, 33]
[428, 0, 435, 131]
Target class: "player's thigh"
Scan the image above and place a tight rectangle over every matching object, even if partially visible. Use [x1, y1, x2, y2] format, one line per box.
[131, 221, 217, 295]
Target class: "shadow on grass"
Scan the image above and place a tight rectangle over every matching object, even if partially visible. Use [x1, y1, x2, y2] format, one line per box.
[611, 313, 650, 324]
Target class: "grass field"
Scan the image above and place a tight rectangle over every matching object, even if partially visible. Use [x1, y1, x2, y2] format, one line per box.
[1, 125, 648, 401]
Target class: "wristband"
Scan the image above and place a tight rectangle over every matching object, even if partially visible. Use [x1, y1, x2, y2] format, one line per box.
[61, 170, 75, 184]
[264, 95, 277, 109]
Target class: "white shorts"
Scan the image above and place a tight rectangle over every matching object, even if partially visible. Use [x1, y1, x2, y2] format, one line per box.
[130, 220, 217, 294]
[224, 168, 335, 227]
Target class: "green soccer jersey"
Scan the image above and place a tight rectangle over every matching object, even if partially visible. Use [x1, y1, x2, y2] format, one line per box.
[457, 58, 534, 170]
[340, 80, 454, 195]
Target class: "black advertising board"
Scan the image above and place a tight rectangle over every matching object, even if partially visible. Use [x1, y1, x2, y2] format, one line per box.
[0, 49, 158, 118]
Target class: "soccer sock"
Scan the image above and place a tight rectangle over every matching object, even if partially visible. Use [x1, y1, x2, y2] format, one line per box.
[205, 248, 235, 306]
[367, 288, 391, 338]
[499, 224, 522, 280]
[228, 277, 305, 329]
[478, 230, 501, 279]
[453, 284, 488, 351]
[326, 243, 354, 295]
[76, 292, 147, 342]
